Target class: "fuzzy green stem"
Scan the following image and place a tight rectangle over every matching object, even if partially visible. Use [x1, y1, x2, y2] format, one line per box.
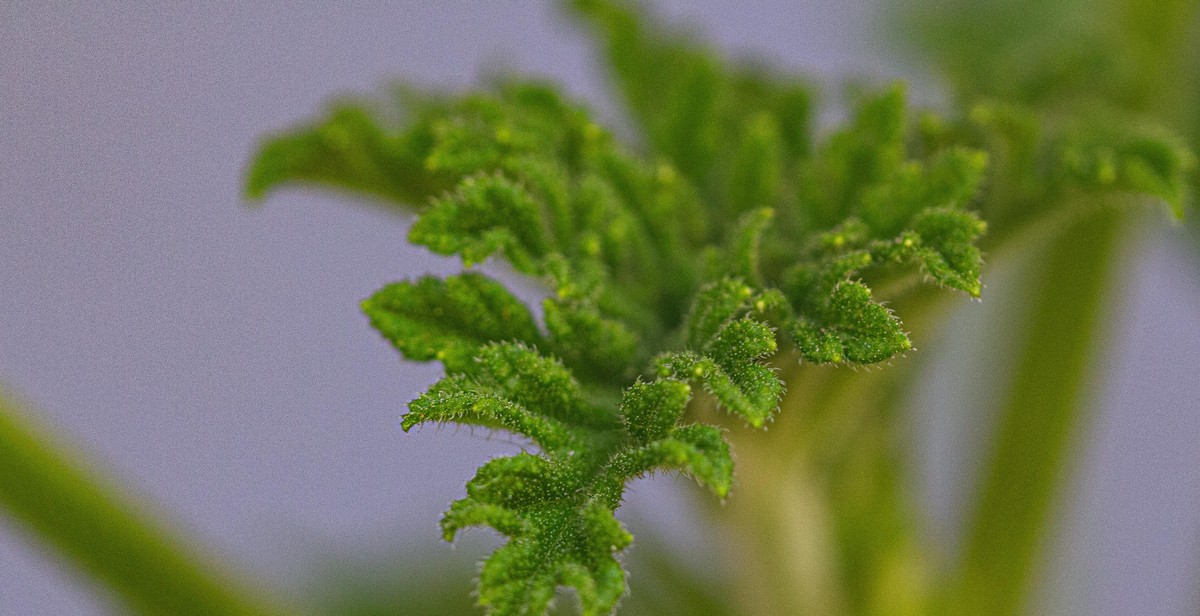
[0, 391, 295, 616]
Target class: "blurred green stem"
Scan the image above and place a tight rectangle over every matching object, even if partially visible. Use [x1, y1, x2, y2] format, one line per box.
[0, 391, 294, 616]
[947, 211, 1122, 616]
[712, 366, 932, 616]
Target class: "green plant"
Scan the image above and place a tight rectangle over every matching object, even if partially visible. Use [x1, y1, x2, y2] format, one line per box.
[3, 1, 1196, 615]
[242, 1, 1193, 615]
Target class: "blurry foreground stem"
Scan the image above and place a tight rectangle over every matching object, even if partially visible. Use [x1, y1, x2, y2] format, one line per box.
[947, 211, 1122, 615]
[0, 391, 295, 616]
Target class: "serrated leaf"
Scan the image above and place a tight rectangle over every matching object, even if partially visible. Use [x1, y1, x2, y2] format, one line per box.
[708, 317, 779, 368]
[426, 370, 733, 616]
[658, 317, 781, 428]
[571, 174, 660, 294]
[245, 103, 447, 206]
[788, 315, 848, 364]
[467, 498, 631, 616]
[592, 153, 700, 259]
[464, 343, 615, 430]
[607, 423, 734, 499]
[682, 279, 757, 350]
[656, 351, 781, 428]
[456, 454, 559, 515]
[801, 85, 908, 226]
[569, 0, 814, 229]
[420, 82, 595, 177]
[860, 147, 989, 237]
[682, 278, 789, 344]
[571, 0, 724, 182]
[725, 208, 775, 285]
[409, 174, 553, 272]
[728, 114, 784, 216]
[363, 273, 542, 372]
[405, 374, 579, 452]
[912, 207, 988, 296]
[1057, 118, 1195, 218]
[664, 279, 787, 427]
[504, 156, 576, 254]
[791, 280, 911, 364]
[619, 379, 690, 443]
[441, 456, 556, 542]
[543, 297, 641, 385]
[402, 342, 613, 451]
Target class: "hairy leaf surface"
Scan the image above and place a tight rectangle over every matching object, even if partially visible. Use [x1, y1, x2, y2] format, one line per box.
[245, 1, 1196, 613]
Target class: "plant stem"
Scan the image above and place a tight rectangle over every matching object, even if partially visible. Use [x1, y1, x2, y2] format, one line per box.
[704, 286, 947, 616]
[0, 391, 296, 616]
[946, 210, 1122, 616]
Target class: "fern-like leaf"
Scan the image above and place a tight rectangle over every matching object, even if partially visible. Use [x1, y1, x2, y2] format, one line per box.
[363, 273, 542, 372]
[404, 341, 730, 615]
[245, 3, 1197, 614]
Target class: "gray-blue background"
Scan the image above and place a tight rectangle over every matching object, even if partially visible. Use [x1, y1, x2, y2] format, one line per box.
[2, 2, 1197, 614]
